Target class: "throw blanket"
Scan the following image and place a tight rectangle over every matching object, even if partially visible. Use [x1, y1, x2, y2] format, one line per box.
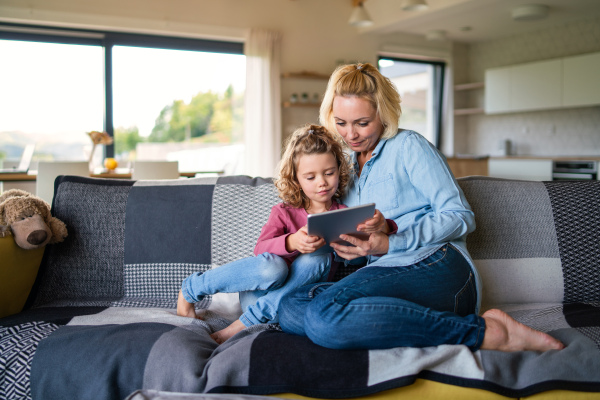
[1, 176, 600, 399]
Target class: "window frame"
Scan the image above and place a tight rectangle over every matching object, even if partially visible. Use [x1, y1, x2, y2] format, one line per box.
[377, 56, 446, 148]
[0, 22, 244, 158]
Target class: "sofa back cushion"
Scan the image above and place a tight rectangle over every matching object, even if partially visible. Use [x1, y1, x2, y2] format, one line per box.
[29, 175, 600, 313]
[458, 177, 600, 310]
[29, 175, 281, 309]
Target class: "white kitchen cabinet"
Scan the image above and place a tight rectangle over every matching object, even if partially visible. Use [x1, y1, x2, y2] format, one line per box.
[488, 159, 552, 181]
[484, 67, 511, 113]
[511, 59, 562, 111]
[485, 60, 561, 114]
[563, 52, 600, 107]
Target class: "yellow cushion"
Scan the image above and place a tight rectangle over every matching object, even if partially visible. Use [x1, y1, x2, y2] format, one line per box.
[273, 378, 514, 400]
[0, 235, 45, 318]
[273, 379, 600, 400]
[522, 390, 600, 400]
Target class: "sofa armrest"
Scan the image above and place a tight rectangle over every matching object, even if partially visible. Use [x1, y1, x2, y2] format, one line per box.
[0, 236, 45, 318]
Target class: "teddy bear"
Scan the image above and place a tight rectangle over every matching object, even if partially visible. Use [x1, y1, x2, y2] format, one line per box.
[0, 189, 68, 250]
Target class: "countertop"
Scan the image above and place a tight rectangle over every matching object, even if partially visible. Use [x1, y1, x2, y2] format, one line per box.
[451, 155, 600, 161]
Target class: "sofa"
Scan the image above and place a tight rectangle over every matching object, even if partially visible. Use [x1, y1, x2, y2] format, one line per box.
[1, 174, 600, 400]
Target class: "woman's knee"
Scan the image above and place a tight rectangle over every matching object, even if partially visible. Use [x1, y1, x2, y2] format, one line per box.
[301, 288, 349, 349]
[255, 253, 288, 288]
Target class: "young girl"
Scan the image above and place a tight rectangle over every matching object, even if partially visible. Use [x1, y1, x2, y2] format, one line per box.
[178, 124, 364, 344]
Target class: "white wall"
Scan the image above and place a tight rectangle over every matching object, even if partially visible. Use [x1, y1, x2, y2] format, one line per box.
[455, 15, 600, 157]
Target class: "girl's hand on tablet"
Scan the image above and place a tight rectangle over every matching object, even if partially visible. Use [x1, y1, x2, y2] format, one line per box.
[287, 226, 326, 254]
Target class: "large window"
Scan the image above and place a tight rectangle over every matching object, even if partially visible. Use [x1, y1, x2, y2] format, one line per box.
[0, 39, 104, 164]
[0, 23, 245, 173]
[378, 57, 445, 147]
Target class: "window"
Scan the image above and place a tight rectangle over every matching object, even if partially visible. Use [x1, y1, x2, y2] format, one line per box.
[0, 23, 245, 174]
[378, 57, 445, 147]
[0, 38, 104, 166]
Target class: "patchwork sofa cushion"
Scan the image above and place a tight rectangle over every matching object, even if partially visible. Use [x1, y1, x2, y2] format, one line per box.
[28, 175, 284, 312]
[458, 177, 600, 310]
[29, 176, 221, 309]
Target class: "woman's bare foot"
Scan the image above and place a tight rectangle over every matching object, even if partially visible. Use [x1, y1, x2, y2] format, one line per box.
[481, 309, 564, 352]
[177, 290, 200, 319]
[210, 319, 246, 344]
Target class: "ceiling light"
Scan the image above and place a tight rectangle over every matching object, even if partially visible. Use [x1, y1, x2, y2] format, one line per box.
[349, 2, 373, 27]
[426, 30, 447, 41]
[401, 0, 429, 12]
[512, 4, 549, 21]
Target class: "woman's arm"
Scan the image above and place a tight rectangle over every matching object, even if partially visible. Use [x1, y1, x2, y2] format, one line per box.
[332, 132, 475, 259]
[388, 133, 475, 253]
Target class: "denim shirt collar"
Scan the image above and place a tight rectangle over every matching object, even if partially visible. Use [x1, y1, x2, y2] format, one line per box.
[351, 137, 388, 181]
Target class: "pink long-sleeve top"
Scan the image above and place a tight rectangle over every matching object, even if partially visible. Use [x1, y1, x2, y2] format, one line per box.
[253, 201, 346, 266]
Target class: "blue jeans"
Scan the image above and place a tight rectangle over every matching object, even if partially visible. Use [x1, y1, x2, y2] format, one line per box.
[181, 252, 332, 327]
[278, 244, 485, 351]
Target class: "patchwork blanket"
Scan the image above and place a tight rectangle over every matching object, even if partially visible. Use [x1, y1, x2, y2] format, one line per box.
[1, 176, 600, 400]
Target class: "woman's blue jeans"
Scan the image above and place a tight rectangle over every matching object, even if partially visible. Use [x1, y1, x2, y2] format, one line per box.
[278, 244, 485, 351]
[181, 252, 332, 327]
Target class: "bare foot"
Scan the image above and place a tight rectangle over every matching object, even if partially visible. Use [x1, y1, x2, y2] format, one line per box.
[210, 319, 246, 344]
[481, 309, 564, 352]
[177, 290, 200, 319]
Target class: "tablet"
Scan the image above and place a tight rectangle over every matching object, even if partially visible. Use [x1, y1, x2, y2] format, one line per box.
[307, 203, 376, 253]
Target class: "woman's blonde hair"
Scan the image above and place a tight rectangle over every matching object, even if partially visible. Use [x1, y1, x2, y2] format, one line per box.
[275, 124, 351, 209]
[320, 63, 401, 140]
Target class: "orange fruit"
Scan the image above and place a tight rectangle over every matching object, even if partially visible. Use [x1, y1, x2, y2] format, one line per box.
[104, 158, 118, 170]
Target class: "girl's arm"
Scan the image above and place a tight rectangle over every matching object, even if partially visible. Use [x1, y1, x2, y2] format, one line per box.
[253, 206, 297, 257]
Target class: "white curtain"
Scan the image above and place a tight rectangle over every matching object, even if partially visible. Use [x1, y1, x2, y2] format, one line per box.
[243, 28, 282, 178]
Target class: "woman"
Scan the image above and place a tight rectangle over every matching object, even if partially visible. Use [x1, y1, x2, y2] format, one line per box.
[278, 63, 564, 353]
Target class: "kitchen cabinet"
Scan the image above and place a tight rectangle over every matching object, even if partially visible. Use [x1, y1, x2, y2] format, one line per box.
[446, 157, 488, 178]
[488, 159, 552, 181]
[485, 59, 561, 114]
[563, 52, 600, 107]
[484, 67, 511, 114]
[485, 51, 600, 114]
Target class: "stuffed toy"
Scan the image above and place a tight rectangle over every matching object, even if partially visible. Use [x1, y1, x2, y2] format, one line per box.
[0, 189, 68, 250]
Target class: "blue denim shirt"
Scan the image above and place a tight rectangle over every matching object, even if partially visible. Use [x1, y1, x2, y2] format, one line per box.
[342, 130, 481, 311]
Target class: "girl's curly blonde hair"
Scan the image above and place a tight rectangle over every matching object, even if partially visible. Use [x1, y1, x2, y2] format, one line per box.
[275, 124, 351, 209]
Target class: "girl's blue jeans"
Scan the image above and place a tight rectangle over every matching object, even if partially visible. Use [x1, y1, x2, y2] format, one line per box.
[278, 244, 486, 351]
[181, 252, 332, 327]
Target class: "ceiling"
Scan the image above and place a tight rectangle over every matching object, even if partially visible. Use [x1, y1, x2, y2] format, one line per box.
[360, 0, 600, 43]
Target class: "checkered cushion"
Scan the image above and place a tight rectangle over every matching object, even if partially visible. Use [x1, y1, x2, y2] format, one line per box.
[458, 177, 600, 310]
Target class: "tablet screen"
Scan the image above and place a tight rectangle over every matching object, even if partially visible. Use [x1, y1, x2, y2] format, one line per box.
[307, 203, 375, 253]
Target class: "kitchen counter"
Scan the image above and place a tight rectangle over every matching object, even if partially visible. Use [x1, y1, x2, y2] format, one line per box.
[447, 155, 600, 180]
[489, 155, 600, 161]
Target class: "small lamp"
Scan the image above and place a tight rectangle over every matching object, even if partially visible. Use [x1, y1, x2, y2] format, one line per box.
[401, 0, 429, 12]
[512, 4, 549, 21]
[349, 1, 373, 27]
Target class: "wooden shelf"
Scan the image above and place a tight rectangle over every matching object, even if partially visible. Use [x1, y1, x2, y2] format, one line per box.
[454, 82, 484, 91]
[282, 71, 329, 80]
[283, 102, 320, 108]
[454, 107, 484, 115]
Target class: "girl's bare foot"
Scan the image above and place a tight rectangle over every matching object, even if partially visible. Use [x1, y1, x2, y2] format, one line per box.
[481, 309, 564, 352]
[210, 319, 246, 344]
[177, 290, 200, 319]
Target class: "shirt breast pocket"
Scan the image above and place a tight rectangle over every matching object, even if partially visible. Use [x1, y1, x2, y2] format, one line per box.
[366, 173, 398, 211]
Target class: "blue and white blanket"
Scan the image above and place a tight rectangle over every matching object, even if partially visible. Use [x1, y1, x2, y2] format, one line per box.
[1, 175, 600, 399]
